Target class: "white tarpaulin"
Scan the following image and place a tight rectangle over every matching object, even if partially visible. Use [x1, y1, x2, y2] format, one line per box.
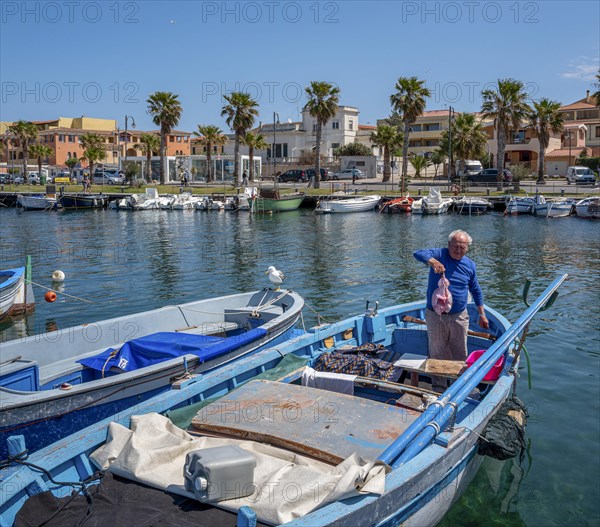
[90, 413, 388, 526]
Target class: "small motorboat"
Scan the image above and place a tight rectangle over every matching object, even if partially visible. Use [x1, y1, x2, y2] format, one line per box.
[128, 188, 162, 210]
[58, 194, 107, 210]
[422, 188, 453, 214]
[378, 195, 413, 213]
[16, 194, 60, 210]
[411, 197, 424, 214]
[533, 195, 574, 218]
[575, 196, 600, 219]
[316, 194, 381, 213]
[0, 258, 34, 320]
[454, 196, 491, 214]
[505, 196, 535, 215]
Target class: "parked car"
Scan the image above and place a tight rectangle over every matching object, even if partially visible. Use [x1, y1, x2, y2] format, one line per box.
[566, 166, 596, 185]
[305, 168, 330, 181]
[0, 174, 13, 184]
[467, 168, 512, 186]
[331, 168, 365, 180]
[277, 169, 307, 183]
[93, 169, 125, 185]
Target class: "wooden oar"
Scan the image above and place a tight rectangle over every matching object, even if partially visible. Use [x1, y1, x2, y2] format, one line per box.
[402, 315, 496, 341]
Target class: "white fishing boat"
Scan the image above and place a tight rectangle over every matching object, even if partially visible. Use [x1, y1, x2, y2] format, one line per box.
[422, 187, 452, 214]
[454, 196, 491, 214]
[315, 194, 381, 213]
[170, 193, 199, 210]
[128, 188, 162, 210]
[16, 194, 59, 211]
[505, 196, 535, 215]
[0, 259, 35, 320]
[575, 196, 600, 219]
[533, 195, 574, 218]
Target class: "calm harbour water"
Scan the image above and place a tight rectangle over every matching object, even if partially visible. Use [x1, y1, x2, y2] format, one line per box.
[1, 207, 599, 526]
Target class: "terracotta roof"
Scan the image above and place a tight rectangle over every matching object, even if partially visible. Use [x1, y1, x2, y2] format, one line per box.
[358, 125, 376, 130]
[545, 147, 585, 158]
[560, 98, 598, 111]
[420, 110, 453, 118]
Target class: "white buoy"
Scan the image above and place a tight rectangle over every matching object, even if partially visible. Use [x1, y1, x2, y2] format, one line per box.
[52, 270, 65, 282]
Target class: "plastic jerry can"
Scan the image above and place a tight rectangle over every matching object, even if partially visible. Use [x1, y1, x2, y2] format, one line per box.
[184, 445, 257, 503]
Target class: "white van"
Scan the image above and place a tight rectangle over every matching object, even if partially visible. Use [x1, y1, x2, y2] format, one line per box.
[566, 166, 596, 184]
[457, 160, 483, 179]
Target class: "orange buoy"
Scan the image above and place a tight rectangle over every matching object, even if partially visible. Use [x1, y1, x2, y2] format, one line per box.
[45, 291, 57, 303]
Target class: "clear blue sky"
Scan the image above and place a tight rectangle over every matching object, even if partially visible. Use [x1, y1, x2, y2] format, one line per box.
[1, 1, 598, 132]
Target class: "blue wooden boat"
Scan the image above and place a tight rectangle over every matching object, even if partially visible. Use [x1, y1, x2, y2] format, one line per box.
[0, 258, 35, 320]
[0, 289, 304, 459]
[0, 276, 566, 527]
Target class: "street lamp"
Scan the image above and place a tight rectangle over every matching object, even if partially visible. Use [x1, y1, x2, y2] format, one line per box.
[273, 112, 279, 180]
[565, 129, 573, 167]
[124, 115, 136, 182]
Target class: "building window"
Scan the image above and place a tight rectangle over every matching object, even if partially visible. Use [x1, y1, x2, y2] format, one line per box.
[411, 124, 422, 132]
[424, 123, 440, 131]
[203, 146, 207, 152]
[59, 134, 64, 142]
[595, 126, 600, 138]
[177, 136, 182, 142]
[332, 121, 340, 129]
[332, 143, 340, 150]
[68, 135, 74, 142]
[348, 119, 354, 131]
[192, 147, 196, 155]
[512, 130, 526, 144]
[312, 123, 318, 132]
[169, 136, 174, 142]
[221, 146, 225, 153]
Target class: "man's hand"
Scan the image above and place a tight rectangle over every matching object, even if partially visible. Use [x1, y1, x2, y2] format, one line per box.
[478, 314, 489, 329]
[428, 258, 445, 274]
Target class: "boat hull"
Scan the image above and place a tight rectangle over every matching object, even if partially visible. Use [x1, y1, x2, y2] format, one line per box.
[575, 197, 600, 219]
[253, 193, 305, 212]
[16, 194, 58, 210]
[534, 203, 572, 217]
[316, 195, 381, 213]
[0, 262, 34, 319]
[59, 194, 107, 209]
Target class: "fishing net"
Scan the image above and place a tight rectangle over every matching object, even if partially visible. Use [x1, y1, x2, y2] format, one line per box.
[478, 395, 528, 461]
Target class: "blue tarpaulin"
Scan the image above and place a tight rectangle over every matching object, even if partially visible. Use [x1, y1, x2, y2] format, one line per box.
[78, 328, 268, 372]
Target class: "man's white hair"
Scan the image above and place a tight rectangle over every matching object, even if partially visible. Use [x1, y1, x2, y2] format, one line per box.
[448, 230, 473, 244]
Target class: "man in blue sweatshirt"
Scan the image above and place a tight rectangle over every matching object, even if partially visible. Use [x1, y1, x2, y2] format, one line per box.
[414, 230, 488, 392]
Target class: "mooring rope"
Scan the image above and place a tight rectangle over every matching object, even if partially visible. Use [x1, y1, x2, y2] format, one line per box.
[29, 280, 95, 303]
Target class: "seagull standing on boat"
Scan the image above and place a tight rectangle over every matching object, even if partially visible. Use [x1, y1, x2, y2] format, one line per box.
[266, 266, 285, 290]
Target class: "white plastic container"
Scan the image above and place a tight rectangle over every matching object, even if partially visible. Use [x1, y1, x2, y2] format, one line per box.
[184, 445, 257, 503]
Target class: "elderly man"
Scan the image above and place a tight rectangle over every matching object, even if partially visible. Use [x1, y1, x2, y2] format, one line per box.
[413, 230, 489, 392]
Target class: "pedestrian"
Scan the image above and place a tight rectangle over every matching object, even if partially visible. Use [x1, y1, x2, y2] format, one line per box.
[242, 170, 248, 187]
[83, 175, 89, 193]
[413, 230, 489, 392]
[352, 173, 357, 185]
[183, 171, 189, 187]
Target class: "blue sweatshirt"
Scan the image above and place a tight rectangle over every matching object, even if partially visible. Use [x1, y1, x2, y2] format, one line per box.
[413, 248, 484, 313]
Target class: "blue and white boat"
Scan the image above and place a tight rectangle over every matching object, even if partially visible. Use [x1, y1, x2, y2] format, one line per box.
[0, 276, 566, 527]
[0, 289, 303, 459]
[454, 196, 491, 214]
[533, 195, 574, 218]
[0, 259, 35, 320]
[505, 196, 535, 215]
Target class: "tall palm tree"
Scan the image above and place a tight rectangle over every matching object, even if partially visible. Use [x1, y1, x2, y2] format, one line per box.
[241, 132, 269, 182]
[305, 81, 340, 190]
[439, 113, 488, 175]
[481, 78, 530, 190]
[593, 71, 600, 107]
[409, 154, 432, 178]
[137, 133, 161, 181]
[221, 92, 259, 186]
[80, 133, 105, 180]
[193, 125, 226, 182]
[390, 77, 431, 193]
[147, 91, 183, 185]
[29, 143, 53, 182]
[370, 124, 401, 183]
[7, 120, 38, 177]
[529, 99, 564, 183]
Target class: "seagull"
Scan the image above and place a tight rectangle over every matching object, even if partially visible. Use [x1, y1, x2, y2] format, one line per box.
[266, 266, 285, 290]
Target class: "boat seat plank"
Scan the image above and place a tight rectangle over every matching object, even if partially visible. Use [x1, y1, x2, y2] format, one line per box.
[190, 380, 420, 464]
[175, 321, 239, 335]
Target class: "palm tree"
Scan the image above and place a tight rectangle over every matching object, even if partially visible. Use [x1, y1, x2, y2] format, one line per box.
[305, 81, 340, 189]
[65, 157, 78, 180]
[439, 113, 488, 175]
[370, 125, 401, 183]
[7, 120, 38, 177]
[29, 143, 53, 182]
[221, 92, 259, 186]
[137, 133, 160, 181]
[147, 91, 183, 184]
[431, 149, 446, 179]
[390, 77, 431, 193]
[80, 133, 105, 180]
[593, 70, 600, 107]
[241, 132, 269, 182]
[529, 99, 564, 183]
[481, 79, 531, 190]
[193, 125, 226, 182]
[409, 154, 432, 178]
